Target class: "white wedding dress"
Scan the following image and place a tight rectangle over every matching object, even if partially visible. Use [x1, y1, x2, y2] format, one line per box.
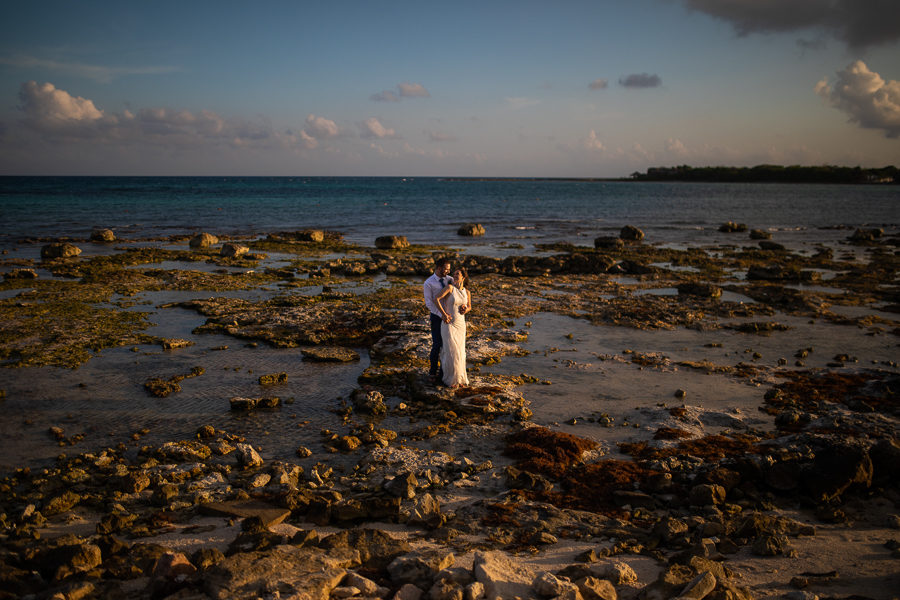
[440, 285, 469, 387]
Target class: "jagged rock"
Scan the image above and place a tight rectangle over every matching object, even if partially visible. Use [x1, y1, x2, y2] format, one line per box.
[577, 576, 617, 600]
[41, 242, 81, 259]
[689, 484, 726, 506]
[148, 551, 198, 597]
[429, 579, 466, 600]
[533, 571, 578, 598]
[90, 228, 116, 242]
[594, 236, 625, 250]
[221, 243, 249, 258]
[43, 542, 102, 582]
[473, 551, 534, 600]
[235, 443, 264, 468]
[677, 571, 717, 600]
[387, 550, 455, 589]
[202, 545, 357, 599]
[677, 283, 722, 298]
[118, 472, 151, 494]
[506, 466, 555, 493]
[43, 491, 82, 515]
[258, 372, 288, 385]
[409, 493, 444, 528]
[319, 528, 410, 571]
[394, 583, 425, 600]
[619, 225, 644, 241]
[849, 228, 883, 243]
[385, 472, 418, 499]
[801, 442, 873, 502]
[375, 235, 410, 249]
[752, 534, 790, 556]
[653, 517, 689, 544]
[193, 548, 225, 571]
[342, 572, 383, 596]
[351, 388, 387, 415]
[719, 222, 747, 233]
[458, 223, 486, 236]
[189, 232, 218, 248]
[749, 229, 771, 240]
[302, 346, 361, 362]
[157, 440, 212, 462]
[3, 268, 38, 280]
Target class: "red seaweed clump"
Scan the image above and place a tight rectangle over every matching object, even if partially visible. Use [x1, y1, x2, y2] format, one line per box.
[505, 426, 599, 479]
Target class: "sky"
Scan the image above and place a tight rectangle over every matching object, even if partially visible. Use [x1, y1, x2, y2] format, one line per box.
[0, 0, 899, 177]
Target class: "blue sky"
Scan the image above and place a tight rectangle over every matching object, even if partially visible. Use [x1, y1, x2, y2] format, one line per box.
[1, 0, 898, 176]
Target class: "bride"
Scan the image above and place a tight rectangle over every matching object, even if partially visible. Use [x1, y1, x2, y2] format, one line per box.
[435, 267, 471, 388]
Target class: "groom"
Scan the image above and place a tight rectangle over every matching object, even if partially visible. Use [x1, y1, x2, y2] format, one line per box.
[423, 257, 452, 384]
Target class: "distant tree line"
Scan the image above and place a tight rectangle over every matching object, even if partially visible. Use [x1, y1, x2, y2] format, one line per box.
[630, 164, 898, 184]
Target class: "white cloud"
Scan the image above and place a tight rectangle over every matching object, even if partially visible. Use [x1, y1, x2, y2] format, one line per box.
[665, 138, 689, 156]
[360, 117, 397, 139]
[304, 114, 339, 139]
[816, 61, 900, 138]
[583, 130, 604, 151]
[370, 90, 400, 103]
[19, 81, 105, 123]
[15, 81, 320, 151]
[589, 78, 609, 90]
[397, 82, 430, 98]
[370, 82, 430, 102]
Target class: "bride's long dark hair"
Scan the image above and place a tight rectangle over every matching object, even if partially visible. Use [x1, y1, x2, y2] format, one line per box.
[454, 267, 469, 289]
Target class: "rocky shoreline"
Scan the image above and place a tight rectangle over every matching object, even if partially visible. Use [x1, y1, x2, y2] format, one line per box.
[1, 225, 898, 599]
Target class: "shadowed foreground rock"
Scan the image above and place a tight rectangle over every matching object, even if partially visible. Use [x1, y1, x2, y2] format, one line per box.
[203, 546, 358, 599]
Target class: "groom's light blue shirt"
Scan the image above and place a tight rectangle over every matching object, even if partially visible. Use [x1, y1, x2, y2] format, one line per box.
[423, 273, 445, 317]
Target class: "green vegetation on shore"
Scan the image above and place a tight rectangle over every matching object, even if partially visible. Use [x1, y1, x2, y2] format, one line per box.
[631, 164, 898, 184]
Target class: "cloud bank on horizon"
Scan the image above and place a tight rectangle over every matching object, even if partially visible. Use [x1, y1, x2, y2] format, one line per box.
[0, 0, 897, 176]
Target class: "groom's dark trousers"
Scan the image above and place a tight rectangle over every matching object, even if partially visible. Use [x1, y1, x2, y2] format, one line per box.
[429, 313, 443, 377]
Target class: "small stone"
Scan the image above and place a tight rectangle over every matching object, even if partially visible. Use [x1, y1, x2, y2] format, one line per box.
[220, 242, 249, 258]
[619, 225, 644, 241]
[577, 576, 617, 600]
[457, 223, 485, 236]
[235, 443, 264, 468]
[375, 235, 409, 249]
[90, 228, 116, 242]
[189, 232, 218, 248]
[41, 242, 82, 259]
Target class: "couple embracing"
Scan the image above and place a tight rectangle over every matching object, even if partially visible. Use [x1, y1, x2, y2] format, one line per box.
[423, 257, 472, 388]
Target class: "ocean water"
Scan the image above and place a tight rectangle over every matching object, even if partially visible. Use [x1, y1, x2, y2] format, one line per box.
[1, 176, 897, 251]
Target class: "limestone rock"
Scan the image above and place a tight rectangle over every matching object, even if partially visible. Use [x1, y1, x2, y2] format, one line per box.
[533, 571, 578, 598]
[189, 232, 218, 248]
[41, 242, 81, 259]
[749, 229, 771, 240]
[689, 484, 726, 506]
[387, 550, 455, 589]
[473, 550, 534, 600]
[594, 236, 625, 250]
[220, 242, 249, 258]
[577, 576, 617, 600]
[202, 545, 356, 600]
[619, 225, 644, 241]
[235, 443, 264, 468]
[43, 542, 102, 582]
[375, 235, 410, 249]
[719, 221, 747, 233]
[351, 388, 387, 415]
[677, 283, 722, 298]
[302, 346, 361, 362]
[677, 571, 717, 600]
[90, 228, 116, 242]
[457, 223, 485, 236]
[3, 268, 38, 280]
